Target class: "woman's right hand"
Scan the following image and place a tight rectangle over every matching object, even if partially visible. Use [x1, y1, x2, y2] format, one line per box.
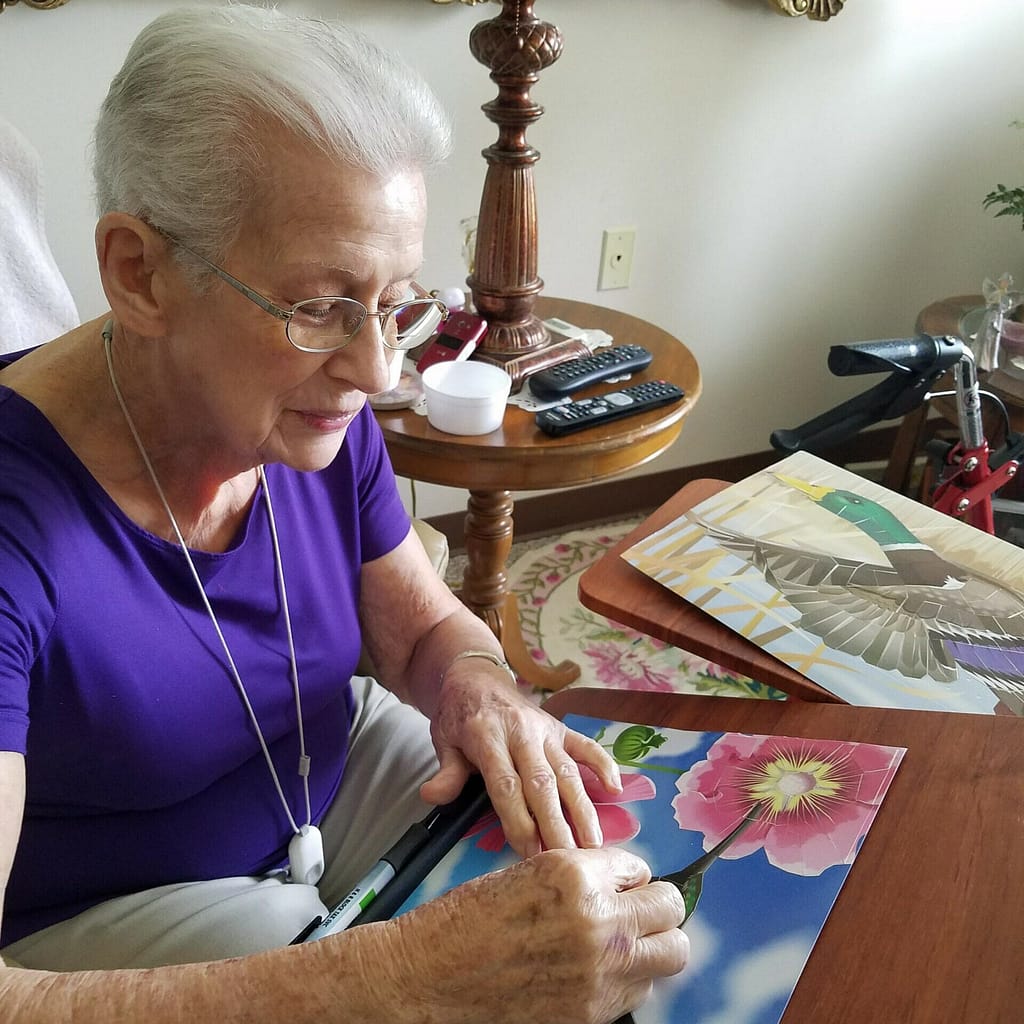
[0, 838, 686, 1024]
[373, 846, 690, 1024]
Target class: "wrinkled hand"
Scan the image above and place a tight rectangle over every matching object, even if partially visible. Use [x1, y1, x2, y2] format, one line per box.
[419, 661, 621, 857]
[382, 847, 689, 1024]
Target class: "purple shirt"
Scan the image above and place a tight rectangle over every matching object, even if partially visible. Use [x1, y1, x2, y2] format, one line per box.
[0, 369, 410, 945]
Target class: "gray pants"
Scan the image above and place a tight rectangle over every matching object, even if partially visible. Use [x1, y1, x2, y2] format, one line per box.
[2, 678, 438, 970]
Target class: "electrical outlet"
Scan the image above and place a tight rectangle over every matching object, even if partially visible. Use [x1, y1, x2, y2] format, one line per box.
[598, 228, 635, 290]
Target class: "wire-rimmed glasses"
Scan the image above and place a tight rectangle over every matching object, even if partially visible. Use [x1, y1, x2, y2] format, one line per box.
[163, 234, 449, 354]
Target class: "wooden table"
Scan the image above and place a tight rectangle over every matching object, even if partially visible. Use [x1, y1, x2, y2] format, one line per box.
[544, 686, 1023, 1024]
[577, 479, 838, 702]
[375, 296, 702, 690]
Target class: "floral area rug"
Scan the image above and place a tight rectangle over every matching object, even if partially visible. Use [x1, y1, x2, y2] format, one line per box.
[507, 522, 788, 705]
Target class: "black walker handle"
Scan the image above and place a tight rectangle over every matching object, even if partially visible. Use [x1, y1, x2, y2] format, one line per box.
[770, 334, 964, 454]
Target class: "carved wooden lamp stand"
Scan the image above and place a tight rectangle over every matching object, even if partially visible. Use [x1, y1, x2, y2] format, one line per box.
[467, 0, 588, 387]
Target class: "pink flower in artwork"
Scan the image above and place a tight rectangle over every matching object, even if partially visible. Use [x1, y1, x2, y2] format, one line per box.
[672, 733, 901, 877]
[466, 764, 656, 853]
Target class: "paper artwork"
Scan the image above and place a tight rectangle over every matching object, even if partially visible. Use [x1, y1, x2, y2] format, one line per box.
[624, 451, 1024, 715]
[396, 714, 905, 1024]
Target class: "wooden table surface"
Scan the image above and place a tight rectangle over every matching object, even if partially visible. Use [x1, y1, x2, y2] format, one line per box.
[544, 687, 1024, 1024]
[577, 479, 838, 702]
[376, 296, 702, 690]
[374, 295, 703, 492]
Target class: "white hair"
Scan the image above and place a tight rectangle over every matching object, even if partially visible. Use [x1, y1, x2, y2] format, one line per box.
[93, 4, 452, 261]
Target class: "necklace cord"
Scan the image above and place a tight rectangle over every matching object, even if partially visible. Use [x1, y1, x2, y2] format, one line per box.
[102, 320, 309, 837]
[261, 472, 313, 826]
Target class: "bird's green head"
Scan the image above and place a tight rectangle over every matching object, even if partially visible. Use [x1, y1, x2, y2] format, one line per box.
[775, 474, 920, 547]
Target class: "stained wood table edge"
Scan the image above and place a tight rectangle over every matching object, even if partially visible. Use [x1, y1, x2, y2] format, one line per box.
[578, 479, 838, 702]
[544, 687, 1024, 1024]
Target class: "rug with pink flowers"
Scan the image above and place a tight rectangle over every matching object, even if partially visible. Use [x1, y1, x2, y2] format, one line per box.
[507, 522, 787, 705]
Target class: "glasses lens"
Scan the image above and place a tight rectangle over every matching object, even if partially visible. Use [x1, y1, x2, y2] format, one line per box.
[387, 299, 448, 350]
[288, 297, 366, 351]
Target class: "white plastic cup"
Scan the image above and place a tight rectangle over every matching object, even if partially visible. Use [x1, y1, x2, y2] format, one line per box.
[421, 361, 512, 436]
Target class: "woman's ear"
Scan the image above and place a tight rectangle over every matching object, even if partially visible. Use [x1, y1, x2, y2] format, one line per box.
[95, 213, 173, 337]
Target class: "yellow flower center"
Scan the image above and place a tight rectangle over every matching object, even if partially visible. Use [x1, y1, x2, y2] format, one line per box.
[743, 753, 844, 817]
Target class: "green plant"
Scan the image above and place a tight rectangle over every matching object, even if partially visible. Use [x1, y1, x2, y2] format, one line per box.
[984, 121, 1024, 230]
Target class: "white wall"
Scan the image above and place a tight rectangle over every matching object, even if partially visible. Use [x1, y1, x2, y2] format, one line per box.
[3, 0, 1023, 518]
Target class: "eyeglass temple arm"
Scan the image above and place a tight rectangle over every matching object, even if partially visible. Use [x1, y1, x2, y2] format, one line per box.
[211, 262, 438, 324]
[160, 224, 440, 328]
[167, 235, 292, 323]
[215, 270, 293, 322]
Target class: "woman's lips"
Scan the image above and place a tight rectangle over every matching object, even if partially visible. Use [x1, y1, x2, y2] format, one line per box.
[297, 407, 358, 432]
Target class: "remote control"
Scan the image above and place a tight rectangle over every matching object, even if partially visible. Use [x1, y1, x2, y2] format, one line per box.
[535, 380, 685, 437]
[526, 344, 653, 400]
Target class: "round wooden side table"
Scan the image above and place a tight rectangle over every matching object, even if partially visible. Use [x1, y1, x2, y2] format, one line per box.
[373, 296, 703, 690]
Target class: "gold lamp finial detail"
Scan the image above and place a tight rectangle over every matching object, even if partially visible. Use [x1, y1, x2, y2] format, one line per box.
[770, 0, 846, 20]
[0, 0, 71, 11]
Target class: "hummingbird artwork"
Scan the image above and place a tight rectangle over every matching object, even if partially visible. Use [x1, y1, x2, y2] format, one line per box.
[611, 803, 766, 1024]
[697, 471, 1024, 716]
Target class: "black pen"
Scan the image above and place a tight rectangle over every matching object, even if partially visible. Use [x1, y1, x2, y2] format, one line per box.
[290, 774, 491, 943]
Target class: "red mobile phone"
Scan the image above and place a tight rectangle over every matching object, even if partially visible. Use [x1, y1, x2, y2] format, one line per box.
[416, 311, 488, 374]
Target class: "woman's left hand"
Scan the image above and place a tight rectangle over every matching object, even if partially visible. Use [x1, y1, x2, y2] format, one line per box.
[418, 659, 622, 858]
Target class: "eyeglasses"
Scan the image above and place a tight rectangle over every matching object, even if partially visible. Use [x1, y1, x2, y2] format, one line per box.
[163, 235, 449, 354]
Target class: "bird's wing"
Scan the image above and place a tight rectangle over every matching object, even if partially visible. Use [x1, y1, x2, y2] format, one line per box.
[703, 525, 901, 589]
[925, 577, 1024, 645]
[701, 520, 1024, 686]
[701, 524, 955, 678]
[784, 586, 958, 681]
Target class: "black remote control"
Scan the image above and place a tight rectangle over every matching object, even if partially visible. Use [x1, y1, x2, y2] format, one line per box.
[535, 380, 685, 437]
[526, 344, 653, 400]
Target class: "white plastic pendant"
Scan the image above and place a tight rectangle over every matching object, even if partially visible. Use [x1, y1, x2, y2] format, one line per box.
[288, 824, 325, 885]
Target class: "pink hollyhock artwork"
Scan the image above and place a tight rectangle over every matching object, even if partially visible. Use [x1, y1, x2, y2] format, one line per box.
[672, 733, 903, 876]
[465, 764, 657, 853]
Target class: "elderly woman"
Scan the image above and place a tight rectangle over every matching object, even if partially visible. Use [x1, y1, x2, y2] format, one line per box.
[0, 6, 688, 1022]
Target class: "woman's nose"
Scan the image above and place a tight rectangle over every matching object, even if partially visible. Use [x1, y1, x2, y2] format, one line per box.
[323, 319, 394, 394]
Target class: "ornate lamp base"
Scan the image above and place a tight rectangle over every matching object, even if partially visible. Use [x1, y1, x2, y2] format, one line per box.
[467, 1, 586, 387]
